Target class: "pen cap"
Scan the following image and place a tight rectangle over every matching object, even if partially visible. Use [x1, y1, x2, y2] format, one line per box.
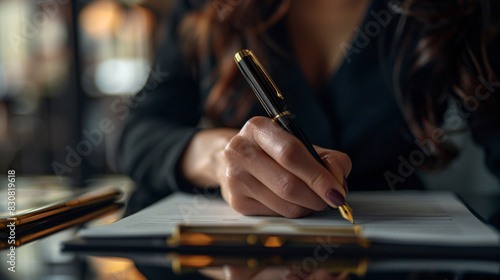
[234, 49, 288, 117]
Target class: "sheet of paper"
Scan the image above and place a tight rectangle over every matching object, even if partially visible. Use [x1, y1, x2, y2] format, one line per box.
[78, 191, 500, 246]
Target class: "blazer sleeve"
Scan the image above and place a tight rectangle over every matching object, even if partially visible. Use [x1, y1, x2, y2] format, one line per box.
[117, 0, 203, 196]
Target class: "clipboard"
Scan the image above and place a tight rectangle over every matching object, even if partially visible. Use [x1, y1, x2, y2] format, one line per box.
[63, 223, 500, 260]
[63, 191, 500, 259]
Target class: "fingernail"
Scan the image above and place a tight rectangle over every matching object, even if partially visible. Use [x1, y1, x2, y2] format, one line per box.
[343, 177, 349, 194]
[326, 189, 345, 207]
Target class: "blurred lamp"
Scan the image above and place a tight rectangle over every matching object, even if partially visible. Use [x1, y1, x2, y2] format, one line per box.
[79, 0, 125, 39]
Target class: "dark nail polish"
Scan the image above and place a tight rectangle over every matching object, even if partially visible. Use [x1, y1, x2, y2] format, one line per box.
[326, 189, 345, 207]
[343, 177, 349, 194]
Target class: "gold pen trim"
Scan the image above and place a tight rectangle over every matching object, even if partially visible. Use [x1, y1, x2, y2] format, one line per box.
[234, 49, 252, 63]
[272, 111, 291, 122]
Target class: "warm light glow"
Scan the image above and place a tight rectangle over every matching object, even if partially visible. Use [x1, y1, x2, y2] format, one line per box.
[79, 0, 125, 39]
[247, 258, 259, 268]
[246, 234, 258, 245]
[179, 255, 214, 268]
[180, 233, 214, 246]
[117, 5, 155, 42]
[264, 236, 283, 248]
[89, 257, 147, 279]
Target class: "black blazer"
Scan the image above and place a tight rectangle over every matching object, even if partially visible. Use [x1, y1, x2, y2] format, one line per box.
[117, 0, 500, 198]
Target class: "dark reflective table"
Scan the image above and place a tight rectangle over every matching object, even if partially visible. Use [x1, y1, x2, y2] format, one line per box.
[67, 191, 500, 280]
[2, 181, 499, 280]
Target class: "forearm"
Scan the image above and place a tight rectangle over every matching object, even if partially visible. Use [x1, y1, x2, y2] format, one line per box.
[180, 128, 238, 188]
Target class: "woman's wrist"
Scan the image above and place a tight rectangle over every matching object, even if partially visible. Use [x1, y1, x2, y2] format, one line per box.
[180, 128, 238, 188]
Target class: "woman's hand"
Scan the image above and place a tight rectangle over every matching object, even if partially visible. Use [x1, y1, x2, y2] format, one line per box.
[220, 116, 351, 218]
[181, 116, 351, 218]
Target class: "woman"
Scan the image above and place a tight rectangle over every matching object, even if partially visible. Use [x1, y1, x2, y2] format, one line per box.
[118, 0, 500, 218]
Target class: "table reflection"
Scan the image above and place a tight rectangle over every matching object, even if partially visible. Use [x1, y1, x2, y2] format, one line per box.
[82, 252, 500, 280]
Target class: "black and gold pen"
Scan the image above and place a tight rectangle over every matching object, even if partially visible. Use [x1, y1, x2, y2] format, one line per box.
[234, 49, 354, 223]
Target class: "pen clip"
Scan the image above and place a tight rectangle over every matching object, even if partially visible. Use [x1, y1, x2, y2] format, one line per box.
[251, 54, 284, 100]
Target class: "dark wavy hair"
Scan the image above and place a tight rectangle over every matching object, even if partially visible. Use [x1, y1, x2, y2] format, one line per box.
[179, 0, 500, 169]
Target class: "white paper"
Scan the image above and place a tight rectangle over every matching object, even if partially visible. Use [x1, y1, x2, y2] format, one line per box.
[78, 191, 500, 246]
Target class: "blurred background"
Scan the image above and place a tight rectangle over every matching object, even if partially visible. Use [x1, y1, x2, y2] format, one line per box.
[0, 1, 174, 278]
[0, 0, 175, 187]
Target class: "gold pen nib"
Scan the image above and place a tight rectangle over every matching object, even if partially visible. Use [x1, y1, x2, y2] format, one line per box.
[339, 204, 354, 223]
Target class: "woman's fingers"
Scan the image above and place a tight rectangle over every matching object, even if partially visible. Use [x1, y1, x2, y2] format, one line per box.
[223, 139, 313, 217]
[226, 133, 327, 211]
[244, 177, 314, 218]
[245, 117, 350, 208]
[248, 160, 328, 212]
[219, 174, 278, 217]
[222, 174, 311, 218]
[314, 146, 352, 193]
[314, 146, 352, 178]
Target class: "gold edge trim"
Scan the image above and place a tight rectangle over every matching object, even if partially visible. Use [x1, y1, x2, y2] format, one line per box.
[272, 111, 291, 122]
[234, 49, 252, 62]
